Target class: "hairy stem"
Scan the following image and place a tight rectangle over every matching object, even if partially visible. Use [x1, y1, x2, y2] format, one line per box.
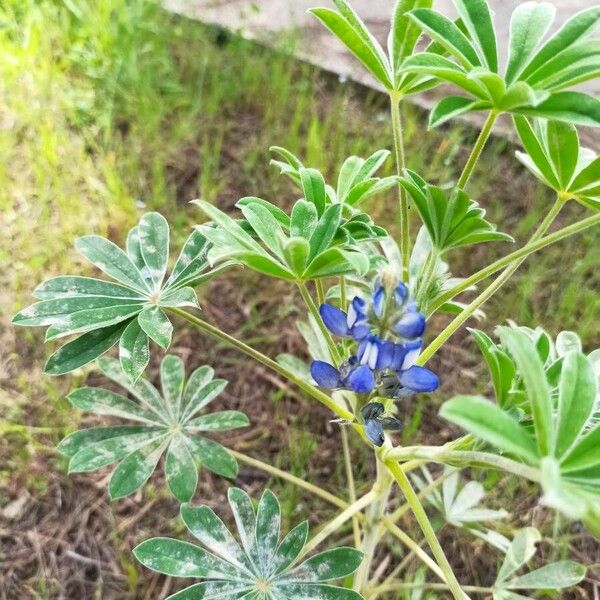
[341, 426, 362, 548]
[457, 111, 498, 189]
[390, 92, 410, 282]
[353, 459, 394, 592]
[230, 450, 349, 509]
[386, 447, 541, 482]
[427, 196, 600, 315]
[385, 460, 470, 600]
[302, 491, 376, 557]
[169, 308, 354, 422]
[419, 195, 570, 364]
[369, 582, 492, 596]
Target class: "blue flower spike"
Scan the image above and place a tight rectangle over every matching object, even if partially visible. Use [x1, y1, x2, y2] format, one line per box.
[310, 275, 439, 411]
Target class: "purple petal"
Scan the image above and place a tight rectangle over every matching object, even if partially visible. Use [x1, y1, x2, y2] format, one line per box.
[345, 365, 375, 394]
[399, 366, 439, 393]
[394, 311, 426, 339]
[394, 283, 408, 306]
[365, 419, 385, 446]
[400, 340, 423, 369]
[310, 360, 341, 388]
[372, 286, 385, 317]
[320, 304, 350, 337]
[350, 323, 370, 340]
[389, 344, 408, 371]
[348, 296, 367, 328]
[376, 341, 395, 370]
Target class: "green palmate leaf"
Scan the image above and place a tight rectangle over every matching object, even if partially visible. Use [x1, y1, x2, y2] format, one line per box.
[59, 355, 247, 501]
[14, 213, 217, 379]
[290, 201, 318, 240]
[428, 96, 486, 129]
[496, 528, 540, 584]
[308, 204, 343, 261]
[299, 168, 327, 216]
[138, 305, 173, 350]
[400, 170, 512, 252]
[499, 327, 553, 457]
[505, 2, 556, 85]
[134, 488, 364, 600]
[45, 322, 127, 375]
[454, 0, 497, 72]
[408, 9, 479, 69]
[505, 561, 586, 590]
[240, 202, 287, 259]
[555, 352, 597, 459]
[516, 91, 600, 127]
[119, 319, 150, 383]
[440, 396, 538, 462]
[389, 0, 432, 75]
[310, 4, 392, 89]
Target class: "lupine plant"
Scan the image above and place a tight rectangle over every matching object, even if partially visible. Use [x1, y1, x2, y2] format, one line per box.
[13, 0, 600, 597]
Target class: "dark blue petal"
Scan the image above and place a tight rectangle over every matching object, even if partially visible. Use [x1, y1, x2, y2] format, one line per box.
[389, 344, 408, 371]
[380, 416, 403, 431]
[320, 304, 350, 337]
[310, 360, 342, 388]
[399, 366, 439, 393]
[348, 296, 368, 327]
[394, 311, 426, 339]
[345, 365, 375, 394]
[365, 419, 385, 446]
[400, 340, 423, 369]
[372, 286, 385, 317]
[376, 341, 395, 370]
[350, 323, 370, 340]
[362, 402, 384, 420]
[394, 283, 408, 306]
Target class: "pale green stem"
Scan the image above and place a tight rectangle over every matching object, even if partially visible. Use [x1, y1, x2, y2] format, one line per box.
[168, 308, 354, 423]
[457, 111, 498, 189]
[297, 282, 342, 364]
[385, 460, 470, 600]
[427, 195, 599, 315]
[230, 449, 349, 509]
[302, 490, 376, 557]
[353, 459, 394, 592]
[369, 582, 492, 595]
[340, 275, 347, 309]
[390, 92, 410, 282]
[316, 279, 325, 306]
[386, 447, 541, 482]
[418, 194, 568, 364]
[341, 426, 362, 548]
[416, 248, 439, 306]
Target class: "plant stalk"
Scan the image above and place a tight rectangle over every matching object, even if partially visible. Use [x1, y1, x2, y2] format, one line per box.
[457, 111, 498, 189]
[369, 582, 492, 595]
[353, 459, 394, 592]
[341, 426, 362, 548]
[390, 92, 410, 282]
[385, 460, 470, 600]
[419, 195, 568, 364]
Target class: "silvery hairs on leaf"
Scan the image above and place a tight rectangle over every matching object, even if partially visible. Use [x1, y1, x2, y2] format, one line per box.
[58, 355, 248, 501]
[13, 212, 224, 380]
[134, 487, 365, 600]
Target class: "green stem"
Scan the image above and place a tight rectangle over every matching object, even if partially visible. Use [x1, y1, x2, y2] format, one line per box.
[385, 460, 470, 600]
[353, 459, 394, 592]
[417, 248, 438, 306]
[390, 92, 410, 282]
[428, 196, 598, 315]
[386, 447, 541, 482]
[419, 195, 569, 364]
[340, 275, 347, 309]
[168, 308, 354, 422]
[297, 282, 342, 364]
[230, 449, 349, 509]
[341, 426, 362, 548]
[457, 111, 498, 189]
[369, 582, 492, 596]
[316, 279, 325, 306]
[302, 490, 376, 557]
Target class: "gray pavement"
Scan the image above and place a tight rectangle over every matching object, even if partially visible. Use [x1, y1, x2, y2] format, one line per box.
[165, 0, 599, 148]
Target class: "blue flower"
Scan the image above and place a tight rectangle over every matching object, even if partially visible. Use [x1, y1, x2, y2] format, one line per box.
[361, 402, 403, 446]
[311, 359, 375, 394]
[365, 418, 385, 446]
[320, 297, 369, 340]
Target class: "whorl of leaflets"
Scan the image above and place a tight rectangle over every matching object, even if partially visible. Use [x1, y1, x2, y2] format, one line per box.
[134, 487, 365, 600]
[13, 213, 226, 381]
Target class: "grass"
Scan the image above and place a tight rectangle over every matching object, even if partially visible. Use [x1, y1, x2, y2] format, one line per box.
[1, 0, 599, 597]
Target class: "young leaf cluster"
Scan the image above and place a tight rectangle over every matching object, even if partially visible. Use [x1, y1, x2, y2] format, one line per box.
[58, 356, 248, 501]
[134, 488, 364, 600]
[515, 116, 600, 210]
[400, 170, 513, 253]
[403, 1, 600, 127]
[13, 213, 220, 380]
